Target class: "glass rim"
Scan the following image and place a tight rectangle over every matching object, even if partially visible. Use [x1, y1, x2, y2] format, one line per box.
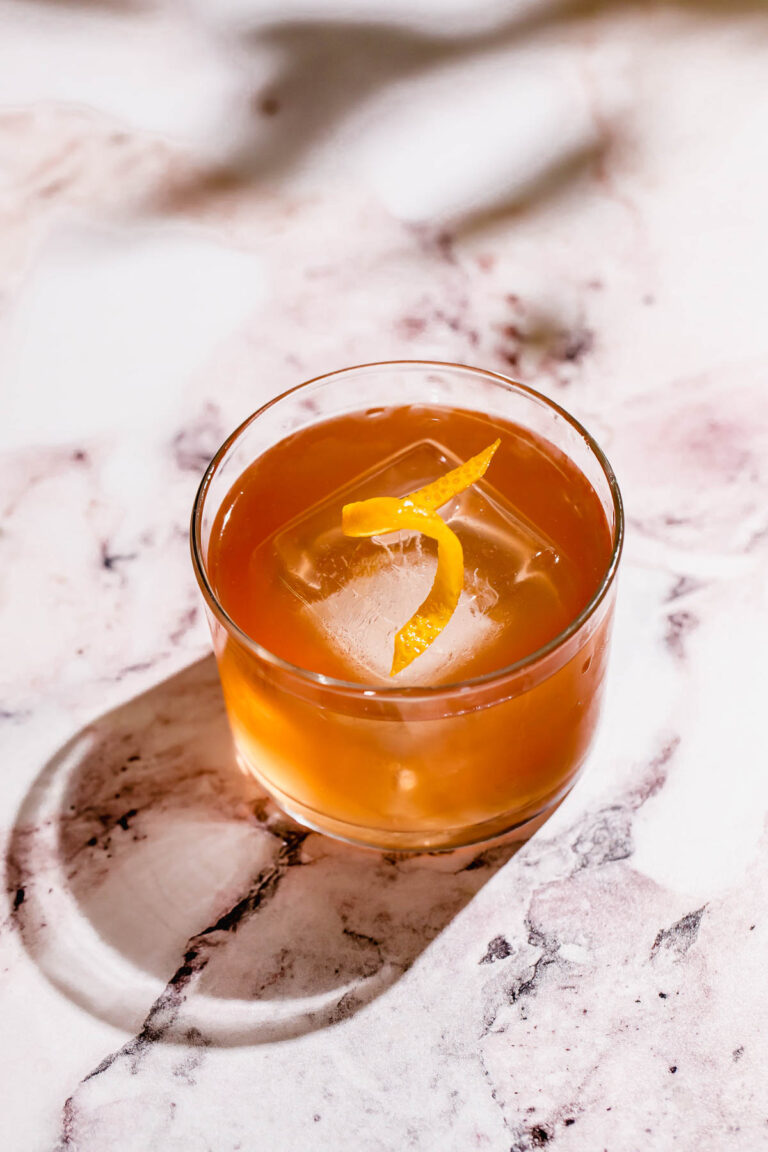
[190, 360, 624, 700]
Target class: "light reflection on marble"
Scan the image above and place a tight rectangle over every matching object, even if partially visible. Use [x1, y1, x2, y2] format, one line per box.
[2, 1, 768, 1149]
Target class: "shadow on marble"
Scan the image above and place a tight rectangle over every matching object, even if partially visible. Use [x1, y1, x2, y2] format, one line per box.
[16, 0, 759, 230]
[150, 11, 621, 220]
[453, 139, 610, 239]
[151, 13, 617, 222]
[6, 657, 523, 1047]
[144, 0, 765, 221]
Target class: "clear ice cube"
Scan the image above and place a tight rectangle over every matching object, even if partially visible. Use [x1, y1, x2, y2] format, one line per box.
[272, 440, 565, 685]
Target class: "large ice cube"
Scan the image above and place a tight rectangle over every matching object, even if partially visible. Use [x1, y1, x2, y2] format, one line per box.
[272, 440, 564, 685]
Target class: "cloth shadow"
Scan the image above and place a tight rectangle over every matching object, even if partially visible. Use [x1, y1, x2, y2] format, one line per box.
[16, 1, 760, 228]
[148, 0, 766, 220]
[6, 657, 522, 1048]
[151, 12, 619, 218]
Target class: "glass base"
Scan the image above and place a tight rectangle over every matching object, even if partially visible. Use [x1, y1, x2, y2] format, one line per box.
[237, 751, 577, 852]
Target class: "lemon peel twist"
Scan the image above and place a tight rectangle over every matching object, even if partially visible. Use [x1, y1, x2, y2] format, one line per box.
[342, 439, 500, 675]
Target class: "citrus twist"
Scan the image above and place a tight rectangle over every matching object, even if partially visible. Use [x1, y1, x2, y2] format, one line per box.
[342, 439, 500, 675]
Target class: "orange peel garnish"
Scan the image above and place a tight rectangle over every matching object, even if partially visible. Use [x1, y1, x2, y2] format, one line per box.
[342, 439, 500, 675]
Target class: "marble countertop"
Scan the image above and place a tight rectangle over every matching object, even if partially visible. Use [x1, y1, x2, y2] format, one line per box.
[2, 1, 768, 1148]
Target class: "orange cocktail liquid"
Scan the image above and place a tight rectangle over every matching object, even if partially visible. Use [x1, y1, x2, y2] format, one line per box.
[207, 405, 614, 846]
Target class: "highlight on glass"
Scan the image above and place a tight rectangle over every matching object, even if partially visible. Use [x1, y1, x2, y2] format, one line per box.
[191, 361, 624, 851]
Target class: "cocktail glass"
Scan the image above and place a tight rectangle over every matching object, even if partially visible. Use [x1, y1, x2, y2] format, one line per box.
[191, 362, 623, 851]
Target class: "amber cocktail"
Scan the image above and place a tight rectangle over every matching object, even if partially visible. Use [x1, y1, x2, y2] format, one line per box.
[191, 362, 623, 850]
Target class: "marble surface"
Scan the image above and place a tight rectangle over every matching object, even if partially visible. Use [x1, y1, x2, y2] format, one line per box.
[2, 1, 768, 1148]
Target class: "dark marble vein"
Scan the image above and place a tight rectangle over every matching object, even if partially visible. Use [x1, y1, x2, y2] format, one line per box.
[82, 827, 308, 1081]
[650, 907, 706, 961]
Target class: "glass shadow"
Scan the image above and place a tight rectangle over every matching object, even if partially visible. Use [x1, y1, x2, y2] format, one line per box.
[7, 657, 522, 1047]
